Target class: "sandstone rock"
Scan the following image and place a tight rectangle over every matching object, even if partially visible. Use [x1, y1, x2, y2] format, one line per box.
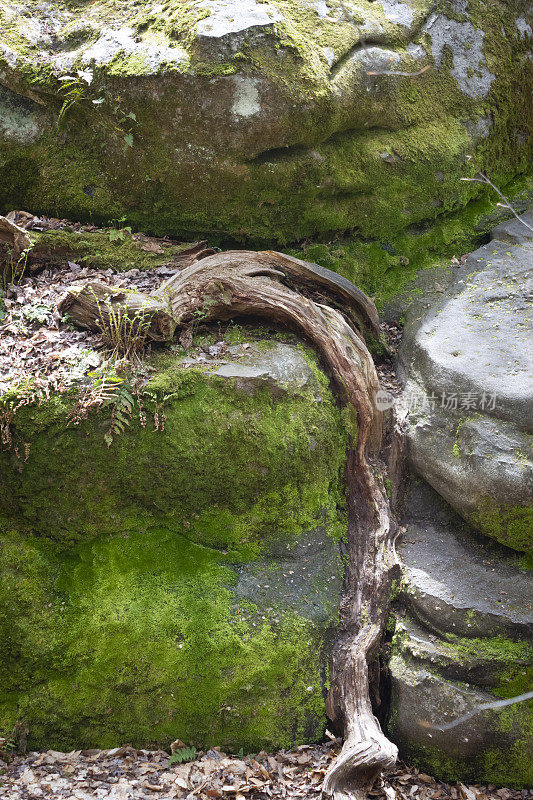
[397, 481, 533, 641]
[0, 0, 530, 241]
[211, 340, 321, 397]
[388, 480, 533, 787]
[0, 330, 346, 751]
[397, 209, 533, 551]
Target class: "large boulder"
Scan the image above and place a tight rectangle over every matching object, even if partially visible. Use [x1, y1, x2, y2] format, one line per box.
[0, 0, 531, 241]
[389, 481, 533, 788]
[397, 210, 533, 552]
[0, 334, 347, 751]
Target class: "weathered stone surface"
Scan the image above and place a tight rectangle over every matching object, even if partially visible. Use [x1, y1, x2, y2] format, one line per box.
[0, 0, 530, 241]
[397, 210, 533, 551]
[389, 650, 533, 787]
[388, 480, 533, 787]
[491, 207, 533, 245]
[211, 341, 321, 397]
[0, 332, 347, 751]
[397, 481, 533, 640]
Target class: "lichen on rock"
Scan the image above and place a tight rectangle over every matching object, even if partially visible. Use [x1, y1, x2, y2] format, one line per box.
[0, 0, 530, 242]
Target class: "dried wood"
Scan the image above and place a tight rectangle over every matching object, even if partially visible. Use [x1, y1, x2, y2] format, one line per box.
[57, 248, 402, 800]
[58, 281, 175, 342]
[0, 215, 32, 279]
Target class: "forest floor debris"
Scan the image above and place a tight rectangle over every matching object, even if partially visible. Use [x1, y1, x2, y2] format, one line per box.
[0, 741, 529, 800]
[0, 221, 182, 395]
[1, 214, 405, 400]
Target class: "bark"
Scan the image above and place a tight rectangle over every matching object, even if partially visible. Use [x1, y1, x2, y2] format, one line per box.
[28, 238, 216, 271]
[0, 215, 32, 280]
[57, 249, 403, 800]
[58, 281, 176, 342]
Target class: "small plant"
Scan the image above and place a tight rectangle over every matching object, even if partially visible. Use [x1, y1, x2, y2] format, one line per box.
[0, 380, 36, 458]
[57, 72, 138, 152]
[107, 216, 133, 242]
[0, 734, 17, 761]
[112, 104, 138, 152]
[61, 312, 76, 329]
[22, 302, 52, 325]
[57, 70, 95, 128]
[0, 241, 32, 293]
[67, 363, 135, 447]
[168, 746, 197, 765]
[91, 290, 152, 360]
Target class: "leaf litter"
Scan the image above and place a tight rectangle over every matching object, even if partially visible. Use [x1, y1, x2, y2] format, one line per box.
[0, 739, 529, 800]
[0, 215, 200, 396]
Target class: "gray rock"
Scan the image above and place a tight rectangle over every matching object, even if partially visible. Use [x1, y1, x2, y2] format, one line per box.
[398, 481, 533, 640]
[0, 0, 529, 241]
[212, 341, 320, 397]
[389, 651, 533, 786]
[491, 209, 533, 244]
[388, 480, 533, 787]
[422, 12, 495, 98]
[230, 527, 343, 626]
[0, 84, 41, 144]
[397, 210, 533, 550]
[376, 0, 415, 28]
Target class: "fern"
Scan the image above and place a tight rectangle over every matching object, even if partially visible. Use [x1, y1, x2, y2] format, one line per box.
[168, 746, 197, 765]
[104, 382, 135, 447]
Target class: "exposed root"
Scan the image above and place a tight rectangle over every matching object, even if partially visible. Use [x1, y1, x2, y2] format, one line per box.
[57, 248, 403, 800]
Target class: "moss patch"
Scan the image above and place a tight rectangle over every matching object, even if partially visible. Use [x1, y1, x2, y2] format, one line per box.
[288, 176, 533, 311]
[472, 498, 533, 555]
[0, 340, 348, 750]
[30, 229, 202, 273]
[0, 523, 331, 751]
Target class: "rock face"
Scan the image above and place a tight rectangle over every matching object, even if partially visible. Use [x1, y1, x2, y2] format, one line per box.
[0, 0, 531, 241]
[397, 210, 533, 552]
[0, 335, 347, 751]
[389, 481, 533, 787]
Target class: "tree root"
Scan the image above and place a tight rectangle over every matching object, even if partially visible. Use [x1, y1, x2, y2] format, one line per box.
[0, 215, 32, 281]
[57, 248, 404, 800]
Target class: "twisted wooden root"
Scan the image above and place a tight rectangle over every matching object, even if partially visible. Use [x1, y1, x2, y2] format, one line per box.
[58, 248, 403, 800]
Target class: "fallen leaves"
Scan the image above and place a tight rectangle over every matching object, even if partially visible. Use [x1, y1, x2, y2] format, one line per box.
[0, 744, 529, 800]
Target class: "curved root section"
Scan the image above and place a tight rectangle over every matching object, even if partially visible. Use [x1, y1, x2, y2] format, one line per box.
[58, 248, 401, 799]
[322, 735, 398, 800]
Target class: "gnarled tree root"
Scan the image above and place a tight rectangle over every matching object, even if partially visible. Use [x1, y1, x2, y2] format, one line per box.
[0, 215, 32, 280]
[58, 249, 403, 800]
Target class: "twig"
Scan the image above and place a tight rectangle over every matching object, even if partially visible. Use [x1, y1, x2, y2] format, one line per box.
[423, 690, 533, 732]
[461, 156, 533, 233]
[366, 65, 431, 77]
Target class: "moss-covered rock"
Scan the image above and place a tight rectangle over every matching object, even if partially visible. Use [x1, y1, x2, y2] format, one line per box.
[388, 645, 533, 788]
[0, 0, 531, 242]
[397, 211, 533, 552]
[387, 479, 533, 788]
[0, 337, 348, 751]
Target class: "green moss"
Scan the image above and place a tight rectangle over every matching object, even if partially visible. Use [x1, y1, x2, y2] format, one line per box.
[288, 176, 533, 310]
[438, 635, 533, 691]
[1, 0, 531, 243]
[1, 351, 347, 543]
[29, 229, 200, 272]
[0, 523, 331, 750]
[472, 498, 533, 554]
[0, 340, 348, 750]
[390, 624, 533, 787]
[403, 730, 533, 789]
